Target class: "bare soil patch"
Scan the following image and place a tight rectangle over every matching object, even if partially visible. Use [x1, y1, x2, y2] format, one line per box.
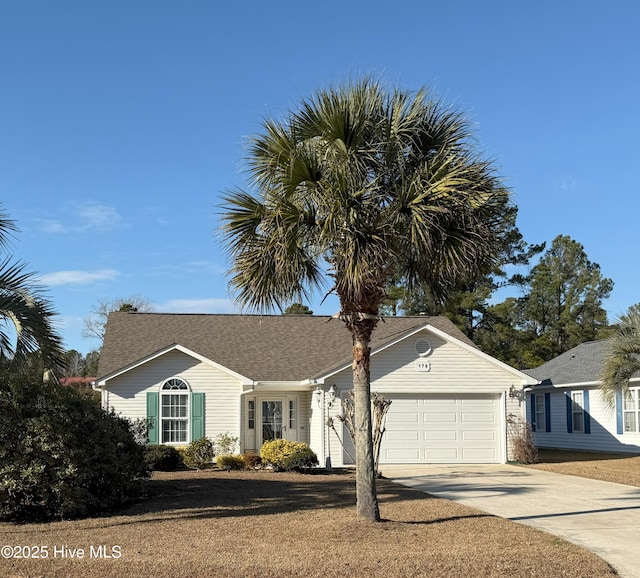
[523, 449, 640, 486]
[0, 468, 616, 578]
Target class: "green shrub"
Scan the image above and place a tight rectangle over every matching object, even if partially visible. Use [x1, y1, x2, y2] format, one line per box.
[182, 437, 214, 469]
[216, 454, 245, 471]
[144, 445, 183, 471]
[260, 439, 318, 472]
[0, 375, 150, 522]
[213, 432, 239, 455]
[241, 451, 262, 469]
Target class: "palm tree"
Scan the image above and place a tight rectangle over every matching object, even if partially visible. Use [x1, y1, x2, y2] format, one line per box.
[0, 205, 64, 374]
[601, 307, 640, 406]
[220, 79, 512, 521]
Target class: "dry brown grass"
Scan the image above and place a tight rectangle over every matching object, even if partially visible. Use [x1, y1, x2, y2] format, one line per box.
[523, 449, 640, 487]
[0, 468, 616, 578]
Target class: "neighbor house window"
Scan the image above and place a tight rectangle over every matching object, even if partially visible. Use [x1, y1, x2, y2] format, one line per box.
[623, 388, 640, 433]
[571, 392, 584, 433]
[535, 394, 546, 432]
[248, 399, 255, 430]
[161, 378, 189, 444]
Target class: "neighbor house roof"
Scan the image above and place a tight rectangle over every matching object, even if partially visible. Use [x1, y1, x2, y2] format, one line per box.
[98, 312, 477, 383]
[525, 340, 607, 386]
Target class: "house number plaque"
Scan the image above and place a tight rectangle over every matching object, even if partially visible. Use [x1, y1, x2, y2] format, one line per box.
[415, 360, 431, 372]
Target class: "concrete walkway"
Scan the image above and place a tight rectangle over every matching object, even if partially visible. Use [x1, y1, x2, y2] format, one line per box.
[380, 464, 640, 578]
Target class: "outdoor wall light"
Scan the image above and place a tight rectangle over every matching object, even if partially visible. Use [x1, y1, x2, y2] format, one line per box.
[508, 385, 525, 401]
[327, 385, 337, 408]
[314, 387, 322, 408]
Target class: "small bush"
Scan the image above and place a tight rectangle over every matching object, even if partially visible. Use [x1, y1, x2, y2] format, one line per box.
[144, 445, 183, 471]
[507, 414, 538, 464]
[216, 454, 245, 471]
[0, 375, 150, 522]
[260, 439, 318, 472]
[213, 432, 239, 455]
[241, 452, 262, 469]
[183, 437, 214, 469]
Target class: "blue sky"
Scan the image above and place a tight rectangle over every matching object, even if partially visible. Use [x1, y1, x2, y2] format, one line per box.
[1, 1, 638, 354]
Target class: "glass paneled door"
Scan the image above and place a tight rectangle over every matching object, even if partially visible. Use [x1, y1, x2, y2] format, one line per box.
[259, 398, 298, 446]
[261, 400, 283, 443]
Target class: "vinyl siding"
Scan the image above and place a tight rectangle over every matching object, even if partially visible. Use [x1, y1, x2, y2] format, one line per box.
[528, 387, 640, 453]
[104, 349, 241, 442]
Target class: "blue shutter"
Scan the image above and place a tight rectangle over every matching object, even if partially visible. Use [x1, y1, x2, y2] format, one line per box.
[146, 392, 159, 445]
[566, 393, 573, 433]
[544, 393, 551, 432]
[529, 394, 536, 432]
[191, 392, 205, 441]
[584, 390, 591, 434]
[616, 390, 624, 435]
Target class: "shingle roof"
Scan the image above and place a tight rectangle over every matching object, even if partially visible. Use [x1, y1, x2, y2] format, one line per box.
[98, 313, 477, 382]
[525, 340, 608, 385]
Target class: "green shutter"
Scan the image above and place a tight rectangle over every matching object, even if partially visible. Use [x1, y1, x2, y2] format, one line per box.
[147, 392, 159, 445]
[191, 392, 205, 441]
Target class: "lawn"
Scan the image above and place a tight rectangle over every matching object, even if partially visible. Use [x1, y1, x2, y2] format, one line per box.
[0, 467, 616, 578]
[524, 449, 640, 486]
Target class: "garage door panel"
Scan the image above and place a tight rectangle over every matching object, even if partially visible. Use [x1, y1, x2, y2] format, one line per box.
[461, 398, 495, 405]
[463, 448, 498, 460]
[461, 412, 495, 423]
[424, 431, 457, 441]
[462, 430, 495, 441]
[425, 448, 459, 460]
[425, 412, 457, 423]
[385, 448, 421, 460]
[380, 393, 502, 464]
[387, 412, 419, 423]
[386, 431, 420, 441]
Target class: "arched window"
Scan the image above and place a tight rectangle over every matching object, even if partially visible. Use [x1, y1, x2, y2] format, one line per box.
[161, 378, 190, 444]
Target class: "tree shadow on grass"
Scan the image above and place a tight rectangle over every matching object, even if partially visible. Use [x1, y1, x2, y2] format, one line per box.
[91, 469, 434, 528]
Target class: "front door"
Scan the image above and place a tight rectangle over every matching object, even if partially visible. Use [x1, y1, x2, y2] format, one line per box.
[261, 400, 283, 444]
[259, 398, 298, 446]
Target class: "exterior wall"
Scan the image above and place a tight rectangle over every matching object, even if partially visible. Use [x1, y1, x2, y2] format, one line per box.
[103, 349, 242, 443]
[527, 386, 640, 454]
[324, 329, 526, 466]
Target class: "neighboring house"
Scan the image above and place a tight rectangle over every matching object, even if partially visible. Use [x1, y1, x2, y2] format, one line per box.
[524, 340, 640, 454]
[96, 312, 537, 466]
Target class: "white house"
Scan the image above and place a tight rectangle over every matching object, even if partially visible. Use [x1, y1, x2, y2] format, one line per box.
[524, 340, 640, 454]
[96, 312, 537, 466]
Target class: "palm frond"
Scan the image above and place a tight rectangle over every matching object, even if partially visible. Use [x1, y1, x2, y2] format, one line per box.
[601, 311, 640, 406]
[0, 257, 65, 371]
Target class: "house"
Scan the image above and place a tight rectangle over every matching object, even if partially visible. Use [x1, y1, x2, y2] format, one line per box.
[96, 312, 537, 465]
[524, 340, 640, 454]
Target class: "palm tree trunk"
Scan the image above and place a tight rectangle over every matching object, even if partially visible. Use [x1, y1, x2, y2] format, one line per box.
[352, 335, 380, 521]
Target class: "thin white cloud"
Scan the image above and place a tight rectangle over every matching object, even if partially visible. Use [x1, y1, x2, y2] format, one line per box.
[146, 261, 227, 277]
[40, 269, 120, 286]
[77, 202, 122, 229]
[37, 201, 124, 234]
[158, 298, 237, 313]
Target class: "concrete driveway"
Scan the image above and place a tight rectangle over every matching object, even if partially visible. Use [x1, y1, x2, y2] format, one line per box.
[380, 464, 640, 578]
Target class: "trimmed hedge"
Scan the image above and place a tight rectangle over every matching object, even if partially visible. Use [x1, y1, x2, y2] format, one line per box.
[216, 454, 245, 471]
[144, 445, 184, 471]
[260, 439, 318, 471]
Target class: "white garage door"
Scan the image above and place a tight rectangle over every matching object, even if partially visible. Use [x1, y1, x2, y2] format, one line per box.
[380, 393, 502, 464]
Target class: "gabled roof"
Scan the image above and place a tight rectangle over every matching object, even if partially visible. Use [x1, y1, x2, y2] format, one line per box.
[97, 312, 477, 383]
[525, 340, 640, 387]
